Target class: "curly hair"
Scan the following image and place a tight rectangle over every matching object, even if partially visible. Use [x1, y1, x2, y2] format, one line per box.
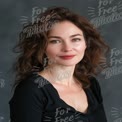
[12, 6, 110, 88]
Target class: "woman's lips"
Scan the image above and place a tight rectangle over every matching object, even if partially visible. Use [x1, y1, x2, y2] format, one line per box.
[59, 55, 75, 60]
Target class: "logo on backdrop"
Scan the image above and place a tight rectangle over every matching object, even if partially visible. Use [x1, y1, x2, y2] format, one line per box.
[101, 47, 122, 79]
[0, 72, 5, 89]
[88, 0, 122, 27]
[20, 7, 47, 25]
[19, 6, 58, 39]
[111, 107, 122, 122]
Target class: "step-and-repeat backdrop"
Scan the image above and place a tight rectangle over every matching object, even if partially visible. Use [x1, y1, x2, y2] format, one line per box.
[0, 0, 122, 122]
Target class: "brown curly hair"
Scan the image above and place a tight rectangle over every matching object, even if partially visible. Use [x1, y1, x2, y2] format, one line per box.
[12, 6, 110, 88]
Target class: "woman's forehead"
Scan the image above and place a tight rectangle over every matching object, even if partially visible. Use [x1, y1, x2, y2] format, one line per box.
[48, 21, 84, 37]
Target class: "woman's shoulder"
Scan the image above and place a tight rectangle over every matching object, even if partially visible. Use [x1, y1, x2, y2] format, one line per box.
[89, 76, 103, 103]
[89, 76, 101, 90]
[15, 72, 49, 90]
[9, 72, 47, 119]
[11, 72, 48, 102]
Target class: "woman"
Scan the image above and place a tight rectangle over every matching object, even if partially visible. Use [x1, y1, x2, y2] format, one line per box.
[9, 6, 109, 122]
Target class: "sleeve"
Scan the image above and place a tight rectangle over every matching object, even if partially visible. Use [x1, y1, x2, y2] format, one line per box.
[90, 77, 103, 103]
[9, 79, 46, 122]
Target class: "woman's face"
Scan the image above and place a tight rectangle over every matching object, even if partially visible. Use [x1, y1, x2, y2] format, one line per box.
[45, 20, 87, 66]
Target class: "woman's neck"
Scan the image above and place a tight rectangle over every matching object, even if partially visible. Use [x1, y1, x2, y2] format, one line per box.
[39, 64, 77, 86]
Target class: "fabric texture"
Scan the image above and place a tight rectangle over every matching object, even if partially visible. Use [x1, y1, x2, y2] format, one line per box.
[9, 72, 107, 122]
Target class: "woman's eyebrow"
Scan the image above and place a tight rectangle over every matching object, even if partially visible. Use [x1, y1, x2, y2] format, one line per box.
[48, 36, 61, 39]
[70, 34, 83, 38]
[48, 34, 83, 39]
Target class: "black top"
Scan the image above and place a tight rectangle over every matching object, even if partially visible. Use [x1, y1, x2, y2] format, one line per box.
[9, 72, 107, 122]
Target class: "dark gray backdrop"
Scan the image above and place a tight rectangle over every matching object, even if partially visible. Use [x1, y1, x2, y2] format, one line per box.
[0, 0, 122, 122]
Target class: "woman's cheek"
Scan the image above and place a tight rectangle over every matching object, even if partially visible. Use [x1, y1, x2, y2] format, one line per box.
[73, 42, 86, 51]
[45, 46, 58, 58]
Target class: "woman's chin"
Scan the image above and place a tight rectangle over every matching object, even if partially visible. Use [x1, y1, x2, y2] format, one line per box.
[56, 62, 78, 66]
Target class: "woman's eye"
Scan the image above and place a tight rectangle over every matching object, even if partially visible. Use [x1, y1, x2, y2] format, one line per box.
[49, 40, 61, 44]
[72, 38, 81, 42]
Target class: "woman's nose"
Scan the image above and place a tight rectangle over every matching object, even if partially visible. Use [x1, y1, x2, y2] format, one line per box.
[62, 42, 72, 52]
